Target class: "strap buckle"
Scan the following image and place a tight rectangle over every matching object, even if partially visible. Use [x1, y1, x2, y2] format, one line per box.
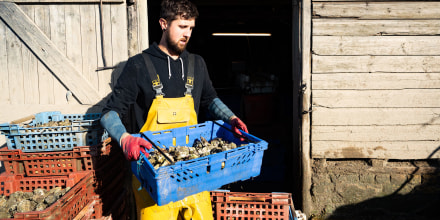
[184, 76, 194, 95]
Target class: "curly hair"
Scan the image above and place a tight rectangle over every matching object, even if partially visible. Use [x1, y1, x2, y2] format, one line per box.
[160, 0, 199, 22]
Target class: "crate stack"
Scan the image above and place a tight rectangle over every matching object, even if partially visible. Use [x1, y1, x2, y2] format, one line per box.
[0, 111, 129, 219]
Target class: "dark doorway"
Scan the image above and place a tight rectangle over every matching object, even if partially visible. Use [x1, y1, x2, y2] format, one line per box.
[147, 0, 300, 208]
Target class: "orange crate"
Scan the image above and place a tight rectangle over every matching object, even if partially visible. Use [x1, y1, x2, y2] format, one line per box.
[210, 191, 293, 220]
[0, 171, 95, 219]
[0, 138, 119, 176]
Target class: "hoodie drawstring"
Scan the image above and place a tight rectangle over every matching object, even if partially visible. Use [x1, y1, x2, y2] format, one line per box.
[167, 56, 185, 80]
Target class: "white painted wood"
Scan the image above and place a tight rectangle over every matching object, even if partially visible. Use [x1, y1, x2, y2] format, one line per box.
[34, 4, 54, 104]
[312, 125, 440, 141]
[0, 0, 123, 2]
[110, 2, 128, 86]
[313, 2, 440, 19]
[0, 2, 100, 104]
[301, 0, 312, 215]
[96, 3, 113, 97]
[20, 5, 39, 104]
[313, 19, 440, 36]
[312, 107, 440, 126]
[65, 4, 82, 82]
[5, 24, 24, 104]
[0, 19, 9, 104]
[312, 73, 440, 90]
[138, 0, 149, 52]
[313, 55, 440, 73]
[80, 4, 99, 93]
[313, 89, 440, 108]
[313, 36, 440, 55]
[312, 141, 440, 159]
[49, 4, 68, 104]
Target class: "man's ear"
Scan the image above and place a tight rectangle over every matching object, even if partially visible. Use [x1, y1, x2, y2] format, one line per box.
[159, 18, 168, 31]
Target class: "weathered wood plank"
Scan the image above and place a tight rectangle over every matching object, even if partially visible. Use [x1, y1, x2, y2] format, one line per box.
[1, 0, 123, 2]
[80, 4, 99, 96]
[312, 125, 440, 141]
[313, 36, 440, 55]
[65, 4, 82, 78]
[312, 107, 440, 126]
[313, 2, 440, 19]
[313, 19, 440, 36]
[5, 24, 24, 104]
[0, 2, 101, 104]
[0, 20, 9, 104]
[313, 89, 440, 108]
[313, 55, 440, 73]
[34, 4, 54, 104]
[312, 73, 440, 90]
[312, 141, 440, 159]
[109, 3, 128, 91]
[49, 5, 68, 104]
[96, 3, 113, 97]
[20, 5, 39, 104]
[301, 0, 313, 215]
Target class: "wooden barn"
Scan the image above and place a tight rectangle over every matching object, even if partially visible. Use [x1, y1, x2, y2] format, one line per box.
[1, 0, 439, 219]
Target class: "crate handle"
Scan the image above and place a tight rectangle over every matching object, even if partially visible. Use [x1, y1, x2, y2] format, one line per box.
[229, 196, 266, 202]
[10, 114, 35, 125]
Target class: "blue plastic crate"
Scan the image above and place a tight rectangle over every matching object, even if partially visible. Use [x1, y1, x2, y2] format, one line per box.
[0, 111, 106, 152]
[131, 120, 268, 206]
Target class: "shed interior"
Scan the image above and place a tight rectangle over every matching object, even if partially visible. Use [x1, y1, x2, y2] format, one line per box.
[146, 0, 299, 204]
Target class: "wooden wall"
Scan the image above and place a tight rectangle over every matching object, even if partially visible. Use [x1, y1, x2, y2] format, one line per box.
[310, 1, 440, 159]
[0, 0, 150, 145]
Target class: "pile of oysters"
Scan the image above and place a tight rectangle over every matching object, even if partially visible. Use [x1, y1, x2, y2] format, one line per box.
[148, 137, 244, 169]
[0, 187, 70, 218]
[23, 119, 72, 128]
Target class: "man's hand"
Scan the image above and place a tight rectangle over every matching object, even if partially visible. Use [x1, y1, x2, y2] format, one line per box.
[120, 134, 152, 161]
[230, 117, 248, 142]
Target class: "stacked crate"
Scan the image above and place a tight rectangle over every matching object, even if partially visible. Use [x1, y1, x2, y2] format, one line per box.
[0, 111, 129, 219]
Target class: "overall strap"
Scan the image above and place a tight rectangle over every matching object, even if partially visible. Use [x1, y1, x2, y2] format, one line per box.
[141, 52, 164, 96]
[185, 54, 195, 96]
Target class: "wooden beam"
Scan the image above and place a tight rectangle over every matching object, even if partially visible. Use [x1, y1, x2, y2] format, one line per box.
[312, 107, 440, 126]
[312, 141, 440, 159]
[313, 89, 440, 108]
[313, 2, 440, 19]
[313, 19, 440, 36]
[313, 36, 440, 56]
[301, 0, 312, 216]
[312, 73, 440, 90]
[313, 55, 440, 73]
[0, 2, 101, 104]
[312, 125, 440, 142]
[0, 0, 123, 3]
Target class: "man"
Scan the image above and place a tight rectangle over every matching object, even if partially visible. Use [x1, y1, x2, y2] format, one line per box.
[100, 0, 248, 219]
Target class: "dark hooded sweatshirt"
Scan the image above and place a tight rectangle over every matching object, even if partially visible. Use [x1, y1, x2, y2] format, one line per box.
[102, 42, 218, 133]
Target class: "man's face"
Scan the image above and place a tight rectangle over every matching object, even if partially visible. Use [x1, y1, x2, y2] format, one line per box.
[164, 17, 195, 54]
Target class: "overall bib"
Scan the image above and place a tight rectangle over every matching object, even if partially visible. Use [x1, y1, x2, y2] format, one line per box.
[132, 53, 213, 220]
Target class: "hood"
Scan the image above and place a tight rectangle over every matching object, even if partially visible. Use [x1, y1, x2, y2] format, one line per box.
[143, 42, 189, 79]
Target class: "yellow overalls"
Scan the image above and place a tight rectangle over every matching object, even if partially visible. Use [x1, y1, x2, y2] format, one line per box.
[131, 53, 213, 220]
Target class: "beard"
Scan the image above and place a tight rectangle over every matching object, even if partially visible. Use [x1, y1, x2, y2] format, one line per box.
[165, 31, 187, 55]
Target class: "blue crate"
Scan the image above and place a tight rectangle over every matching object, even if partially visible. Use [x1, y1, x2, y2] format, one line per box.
[131, 120, 268, 206]
[0, 111, 105, 152]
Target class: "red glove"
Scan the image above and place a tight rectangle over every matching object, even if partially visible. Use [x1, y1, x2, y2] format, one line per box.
[120, 135, 152, 161]
[230, 117, 248, 142]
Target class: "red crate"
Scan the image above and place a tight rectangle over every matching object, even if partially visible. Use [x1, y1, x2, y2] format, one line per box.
[0, 171, 95, 220]
[210, 191, 293, 220]
[0, 138, 120, 176]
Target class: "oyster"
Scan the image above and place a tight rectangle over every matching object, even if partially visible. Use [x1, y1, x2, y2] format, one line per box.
[148, 137, 241, 169]
[0, 186, 71, 216]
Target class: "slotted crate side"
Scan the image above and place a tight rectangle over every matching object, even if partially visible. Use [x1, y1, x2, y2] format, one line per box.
[210, 191, 293, 220]
[0, 111, 106, 152]
[0, 171, 94, 220]
[132, 120, 268, 206]
[0, 138, 119, 176]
